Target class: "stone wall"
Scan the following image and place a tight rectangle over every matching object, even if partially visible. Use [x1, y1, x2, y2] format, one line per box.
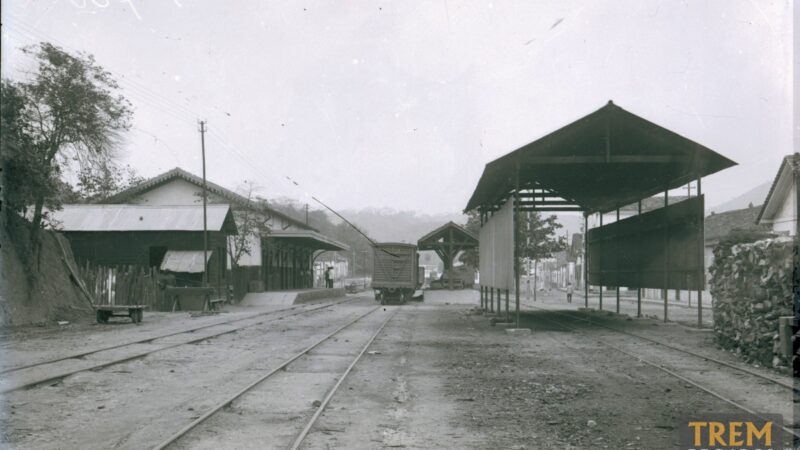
[709, 236, 794, 369]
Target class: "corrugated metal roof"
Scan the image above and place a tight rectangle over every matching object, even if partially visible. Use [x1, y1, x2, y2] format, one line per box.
[103, 167, 317, 232]
[160, 250, 210, 273]
[51, 204, 236, 232]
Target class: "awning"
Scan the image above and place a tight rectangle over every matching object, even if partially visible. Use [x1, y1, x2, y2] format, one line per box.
[160, 250, 211, 273]
[270, 230, 350, 251]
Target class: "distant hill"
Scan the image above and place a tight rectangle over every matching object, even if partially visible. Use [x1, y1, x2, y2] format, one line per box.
[338, 207, 467, 243]
[709, 181, 771, 213]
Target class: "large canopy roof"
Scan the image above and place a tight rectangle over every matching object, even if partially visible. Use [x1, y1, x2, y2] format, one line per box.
[465, 101, 736, 214]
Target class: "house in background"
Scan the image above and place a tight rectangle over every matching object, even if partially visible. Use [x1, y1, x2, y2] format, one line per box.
[757, 153, 799, 236]
[51, 204, 238, 295]
[704, 203, 770, 277]
[104, 167, 348, 292]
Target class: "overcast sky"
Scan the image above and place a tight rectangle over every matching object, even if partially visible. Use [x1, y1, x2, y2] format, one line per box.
[2, 1, 794, 214]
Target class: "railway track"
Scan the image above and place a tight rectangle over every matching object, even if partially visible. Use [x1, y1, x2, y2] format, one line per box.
[0, 298, 355, 394]
[524, 304, 793, 391]
[529, 307, 799, 441]
[151, 304, 397, 450]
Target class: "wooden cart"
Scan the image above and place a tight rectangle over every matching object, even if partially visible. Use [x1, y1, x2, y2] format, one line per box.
[94, 305, 146, 324]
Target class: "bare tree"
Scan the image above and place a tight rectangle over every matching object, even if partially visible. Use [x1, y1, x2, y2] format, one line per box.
[228, 182, 273, 268]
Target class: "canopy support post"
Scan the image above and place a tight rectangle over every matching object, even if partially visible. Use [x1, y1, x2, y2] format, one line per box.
[637, 200, 642, 318]
[616, 208, 620, 314]
[697, 176, 704, 328]
[584, 213, 589, 309]
[664, 189, 669, 323]
[514, 164, 521, 328]
[599, 212, 603, 311]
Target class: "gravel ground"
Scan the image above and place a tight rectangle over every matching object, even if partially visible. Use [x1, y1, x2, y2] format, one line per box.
[1, 290, 792, 449]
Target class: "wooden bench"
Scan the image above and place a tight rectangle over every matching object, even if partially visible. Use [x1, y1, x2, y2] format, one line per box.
[94, 305, 146, 324]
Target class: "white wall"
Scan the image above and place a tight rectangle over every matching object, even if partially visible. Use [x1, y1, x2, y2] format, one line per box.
[770, 176, 796, 236]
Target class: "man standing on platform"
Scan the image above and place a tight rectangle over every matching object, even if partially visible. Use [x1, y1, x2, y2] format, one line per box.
[325, 266, 334, 288]
[566, 283, 574, 303]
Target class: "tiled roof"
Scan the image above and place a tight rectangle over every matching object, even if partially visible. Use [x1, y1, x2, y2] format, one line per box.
[705, 204, 768, 243]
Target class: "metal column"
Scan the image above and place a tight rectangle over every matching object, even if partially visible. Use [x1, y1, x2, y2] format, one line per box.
[637, 200, 642, 318]
[616, 208, 620, 314]
[697, 177, 703, 327]
[599, 212, 603, 311]
[514, 164, 521, 327]
[584, 213, 589, 308]
[664, 189, 669, 323]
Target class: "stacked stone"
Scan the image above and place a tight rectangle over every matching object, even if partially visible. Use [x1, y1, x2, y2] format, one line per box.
[709, 236, 794, 369]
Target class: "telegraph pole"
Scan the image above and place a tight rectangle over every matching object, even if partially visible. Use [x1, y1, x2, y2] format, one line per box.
[199, 120, 209, 286]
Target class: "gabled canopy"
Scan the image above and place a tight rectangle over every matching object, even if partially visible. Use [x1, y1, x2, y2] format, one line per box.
[418, 221, 478, 250]
[465, 101, 736, 214]
[418, 222, 478, 274]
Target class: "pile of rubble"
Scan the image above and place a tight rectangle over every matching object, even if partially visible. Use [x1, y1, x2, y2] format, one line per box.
[709, 236, 794, 369]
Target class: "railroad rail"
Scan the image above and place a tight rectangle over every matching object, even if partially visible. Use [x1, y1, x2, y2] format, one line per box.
[524, 304, 793, 392]
[0, 298, 355, 394]
[151, 305, 397, 450]
[532, 310, 800, 441]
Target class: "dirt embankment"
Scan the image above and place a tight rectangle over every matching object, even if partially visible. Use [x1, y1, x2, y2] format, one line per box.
[0, 214, 92, 326]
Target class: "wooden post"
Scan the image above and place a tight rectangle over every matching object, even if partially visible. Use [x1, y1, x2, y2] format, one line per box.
[490, 287, 494, 313]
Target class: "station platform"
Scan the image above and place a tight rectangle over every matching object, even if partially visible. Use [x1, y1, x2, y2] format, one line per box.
[240, 288, 345, 306]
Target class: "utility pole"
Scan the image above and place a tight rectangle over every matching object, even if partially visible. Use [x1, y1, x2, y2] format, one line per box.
[199, 120, 209, 287]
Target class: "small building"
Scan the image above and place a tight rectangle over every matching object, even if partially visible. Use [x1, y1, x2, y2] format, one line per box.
[104, 167, 348, 292]
[757, 153, 799, 236]
[50, 204, 238, 294]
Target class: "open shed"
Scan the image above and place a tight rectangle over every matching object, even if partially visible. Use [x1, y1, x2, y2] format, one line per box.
[418, 221, 478, 289]
[465, 101, 736, 326]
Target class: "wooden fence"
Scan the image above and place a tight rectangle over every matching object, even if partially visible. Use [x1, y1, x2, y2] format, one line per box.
[79, 263, 168, 311]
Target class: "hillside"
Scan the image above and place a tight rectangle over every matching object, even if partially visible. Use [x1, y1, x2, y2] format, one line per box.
[338, 207, 467, 243]
[709, 181, 771, 213]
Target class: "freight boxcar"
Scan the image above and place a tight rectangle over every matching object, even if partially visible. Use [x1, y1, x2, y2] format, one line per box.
[371, 242, 420, 304]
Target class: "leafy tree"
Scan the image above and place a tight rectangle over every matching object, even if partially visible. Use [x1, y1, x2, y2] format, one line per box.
[458, 210, 481, 267]
[4, 42, 132, 257]
[520, 212, 566, 298]
[520, 212, 566, 262]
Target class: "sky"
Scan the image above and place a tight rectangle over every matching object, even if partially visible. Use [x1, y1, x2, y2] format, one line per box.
[1, 0, 794, 215]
